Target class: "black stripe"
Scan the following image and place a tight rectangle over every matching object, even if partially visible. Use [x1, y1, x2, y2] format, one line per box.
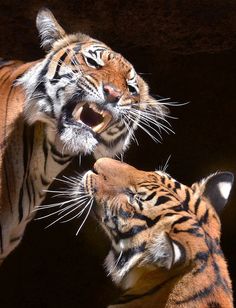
[193, 251, 209, 275]
[26, 178, 32, 212]
[118, 208, 133, 219]
[115, 225, 147, 241]
[3, 157, 13, 213]
[23, 125, 29, 175]
[32, 53, 56, 117]
[84, 75, 98, 89]
[56, 86, 66, 99]
[213, 260, 231, 293]
[160, 176, 166, 184]
[3, 84, 16, 213]
[163, 212, 177, 217]
[18, 124, 33, 222]
[144, 191, 156, 201]
[173, 181, 181, 191]
[199, 209, 209, 226]
[173, 227, 204, 237]
[171, 216, 191, 228]
[52, 51, 69, 82]
[170, 204, 185, 212]
[18, 185, 24, 222]
[182, 189, 190, 210]
[175, 284, 214, 304]
[24, 124, 34, 213]
[155, 195, 170, 206]
[113, 242, 146, 269]
[208, 302, 222, 308]
[50, 73, 72, 85]
[194, 197, 201, 214]
[133, 212, 161, 228]
[29, 175, 36, 208]
[43, 137, 48, 174]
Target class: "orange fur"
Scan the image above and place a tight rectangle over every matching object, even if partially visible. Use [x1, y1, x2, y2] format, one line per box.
[0, 9, 168, 264]
[78, 158, 233, 307]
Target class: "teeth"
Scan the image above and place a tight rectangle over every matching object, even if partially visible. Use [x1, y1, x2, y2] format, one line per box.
[72, 105, 84, 121]
[72, 102, 112, 133]
[93, 112, 112, 133]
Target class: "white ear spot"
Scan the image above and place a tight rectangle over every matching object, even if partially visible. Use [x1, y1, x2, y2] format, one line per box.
[173, 242, 181, 264]
[218, 182, 232, 200]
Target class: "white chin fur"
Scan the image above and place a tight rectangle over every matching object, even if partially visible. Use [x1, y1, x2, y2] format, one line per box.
[58, 126, 98, 155]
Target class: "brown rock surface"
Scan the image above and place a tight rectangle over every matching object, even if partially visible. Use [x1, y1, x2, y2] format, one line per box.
[0, 1, 235, 307]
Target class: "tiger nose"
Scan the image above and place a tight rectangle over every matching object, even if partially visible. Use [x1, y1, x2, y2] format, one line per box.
[103, 84, 121, 104]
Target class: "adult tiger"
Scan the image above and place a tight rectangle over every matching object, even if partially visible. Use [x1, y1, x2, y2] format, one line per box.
[71, 158, 233, 307]
[0, 9, 167, 263]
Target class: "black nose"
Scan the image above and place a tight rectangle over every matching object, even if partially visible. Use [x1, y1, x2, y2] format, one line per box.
[103, 83, 121, 104]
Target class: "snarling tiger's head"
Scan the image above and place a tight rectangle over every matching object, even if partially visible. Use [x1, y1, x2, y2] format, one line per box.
[74, 158, 233, 287]
[19, 9, 168, 158]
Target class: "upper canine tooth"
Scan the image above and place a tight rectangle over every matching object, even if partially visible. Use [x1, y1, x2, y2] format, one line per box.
[90, 103, 102, 115]
[72, 105, 84, 121]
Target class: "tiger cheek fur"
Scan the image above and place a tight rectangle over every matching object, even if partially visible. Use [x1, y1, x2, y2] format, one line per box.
[77, 158, 234, 308]
[19, 8, 167, 159]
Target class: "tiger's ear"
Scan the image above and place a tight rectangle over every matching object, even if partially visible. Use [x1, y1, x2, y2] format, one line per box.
[149, 232, 183, 270]
[194, 172, 234, 215]
[36, 8, 66, 51]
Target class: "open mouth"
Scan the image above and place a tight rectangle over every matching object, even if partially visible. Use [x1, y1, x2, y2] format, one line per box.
[72, 102, 112, 133]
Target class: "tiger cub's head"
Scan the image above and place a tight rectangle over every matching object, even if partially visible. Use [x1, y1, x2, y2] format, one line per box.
[20, 9, 167, 158]
[76, 158, 233, 286]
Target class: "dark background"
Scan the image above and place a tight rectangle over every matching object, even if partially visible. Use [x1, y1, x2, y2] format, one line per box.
[0, 1, 236, 307]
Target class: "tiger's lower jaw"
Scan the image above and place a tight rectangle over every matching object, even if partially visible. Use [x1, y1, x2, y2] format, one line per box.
[56, 126, 129, 157]
[57, 126, 98, 155]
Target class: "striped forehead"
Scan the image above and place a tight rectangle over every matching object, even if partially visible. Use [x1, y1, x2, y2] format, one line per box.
[47, 41, 135, 77]
[82, 43, 109, 58]
[130, 171, 185, 203]
[46, 47, 76, 78]
[154, 171, 182, 190]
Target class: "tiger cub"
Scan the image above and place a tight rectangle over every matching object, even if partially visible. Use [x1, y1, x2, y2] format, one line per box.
[0, 9, 167, 263]
[73, 158, 233, 307]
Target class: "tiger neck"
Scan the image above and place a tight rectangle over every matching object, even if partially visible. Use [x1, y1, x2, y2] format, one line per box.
[112, 251, 233, 308]
[113, 266, 185, 308]
[23, 121, 73, 210]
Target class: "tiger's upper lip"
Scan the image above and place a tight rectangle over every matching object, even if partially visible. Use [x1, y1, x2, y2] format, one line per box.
[71, 101, 113, 134]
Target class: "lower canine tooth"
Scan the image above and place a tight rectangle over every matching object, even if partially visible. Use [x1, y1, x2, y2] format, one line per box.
[93, 114, 112, 133]
[93, 122, 105, 133]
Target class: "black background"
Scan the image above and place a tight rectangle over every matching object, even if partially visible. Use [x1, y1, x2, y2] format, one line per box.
[0, 1, 235, 307]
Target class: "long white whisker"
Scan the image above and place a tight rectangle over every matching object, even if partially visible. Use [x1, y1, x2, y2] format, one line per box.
[36, 195, 90, 211]
[45, 199, 90, 228]
[163, 154, 171, 172]
[76, 198, 94, 235]
[107, 250, 123, 276]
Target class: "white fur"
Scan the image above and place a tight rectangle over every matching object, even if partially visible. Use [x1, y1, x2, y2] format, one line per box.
[173, 242, 181, 264]
[36, 9, 65, 50]
[218, 182, 232, 200]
